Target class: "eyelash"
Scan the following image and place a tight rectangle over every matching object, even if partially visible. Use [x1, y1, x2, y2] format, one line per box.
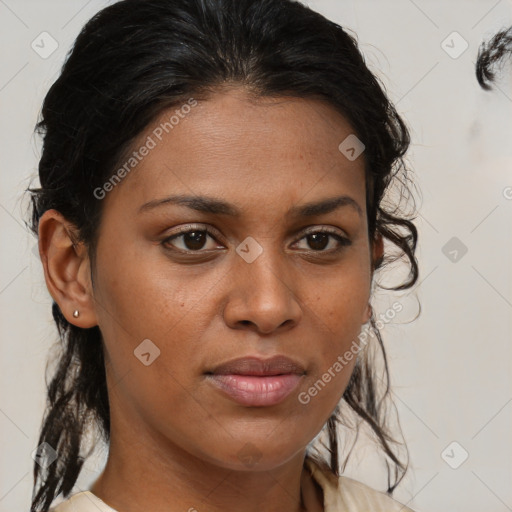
[161, 224, 352, 255]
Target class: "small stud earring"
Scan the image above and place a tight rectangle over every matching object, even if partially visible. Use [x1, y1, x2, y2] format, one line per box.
[73, 310, 80, 318]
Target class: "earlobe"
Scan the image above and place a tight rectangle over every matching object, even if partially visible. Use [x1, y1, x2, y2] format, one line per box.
[363, 233, 383, 325]
[38, 209, 98, 328]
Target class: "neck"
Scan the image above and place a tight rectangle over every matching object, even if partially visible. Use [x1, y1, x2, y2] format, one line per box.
[89, 406, 324, 512]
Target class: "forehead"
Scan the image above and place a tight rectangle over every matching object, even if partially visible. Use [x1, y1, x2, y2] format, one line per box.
[102, 87, 366, 216]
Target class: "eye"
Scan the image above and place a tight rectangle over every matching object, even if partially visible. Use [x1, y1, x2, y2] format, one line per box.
[294, 228, 352, 253]
[161, 225, 352, 255]
[162, 225, 223, 252]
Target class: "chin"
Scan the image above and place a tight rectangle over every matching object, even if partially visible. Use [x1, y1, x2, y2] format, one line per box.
[203, 443, 303, 472]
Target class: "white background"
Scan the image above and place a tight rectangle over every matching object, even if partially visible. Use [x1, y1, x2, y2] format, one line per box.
[1, 1, 511, 511]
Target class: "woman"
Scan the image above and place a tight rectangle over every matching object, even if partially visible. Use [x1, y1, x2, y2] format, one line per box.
[27, 0, 419, 511]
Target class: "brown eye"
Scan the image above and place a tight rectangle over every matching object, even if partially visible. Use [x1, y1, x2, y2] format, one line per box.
[295, 229, 351, 253]
[176, 231, 208, 251]
[162, 227, 222, 253]
[306, 233, 329, 251]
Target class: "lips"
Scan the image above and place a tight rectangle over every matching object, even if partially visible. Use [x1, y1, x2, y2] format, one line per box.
[205, 355, 306, 407]
[208, 355, 306, 377]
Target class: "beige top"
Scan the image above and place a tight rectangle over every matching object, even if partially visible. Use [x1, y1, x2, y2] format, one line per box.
[49, 457, 415, 512]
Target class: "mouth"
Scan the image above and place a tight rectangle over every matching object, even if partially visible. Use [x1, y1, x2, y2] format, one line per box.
[205, 355, 306, 407]
[205, 374, 304, 407]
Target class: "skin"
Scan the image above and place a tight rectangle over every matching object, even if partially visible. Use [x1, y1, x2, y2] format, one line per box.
[38, 86, 383, 512]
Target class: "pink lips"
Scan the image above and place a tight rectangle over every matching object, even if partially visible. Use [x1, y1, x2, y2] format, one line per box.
[206, 355, 305, 407]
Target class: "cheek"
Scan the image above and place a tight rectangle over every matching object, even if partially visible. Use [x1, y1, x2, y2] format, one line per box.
[94, 257, 204, 419]
[313, 297, 363, 382]
[93, 245, 191, 333]
[304, 265, 370, 384]
[309, 263, 370, 330]
[93, 247, 219, 387]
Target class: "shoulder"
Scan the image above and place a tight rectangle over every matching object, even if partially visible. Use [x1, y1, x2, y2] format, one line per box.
[337, 474, 415, 511]
[305, 456, 416, 512]
[49, 491, 118, 512]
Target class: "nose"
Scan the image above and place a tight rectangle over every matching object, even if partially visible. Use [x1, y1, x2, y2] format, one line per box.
[222, 249, 303, 335]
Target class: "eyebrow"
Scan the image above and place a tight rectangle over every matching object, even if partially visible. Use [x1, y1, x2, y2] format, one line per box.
[138, 194, 363, 218]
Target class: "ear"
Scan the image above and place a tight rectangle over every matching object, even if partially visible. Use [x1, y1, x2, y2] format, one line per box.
[38, 209, 98, 328]
[363, 232, 384, 324]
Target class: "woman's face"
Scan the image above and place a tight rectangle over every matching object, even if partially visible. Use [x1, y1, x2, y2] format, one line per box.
[88, 86, 381, 471]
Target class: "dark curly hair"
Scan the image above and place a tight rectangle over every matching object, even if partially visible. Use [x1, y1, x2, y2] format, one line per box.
[25, 1, 419, 510]
[476, 25, 512, 89]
